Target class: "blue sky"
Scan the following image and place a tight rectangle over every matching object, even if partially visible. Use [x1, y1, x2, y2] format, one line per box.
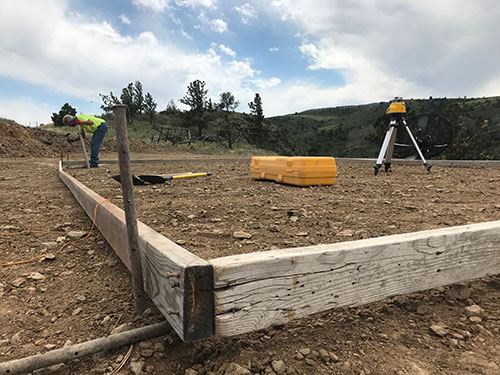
[1, 0, 500, 126]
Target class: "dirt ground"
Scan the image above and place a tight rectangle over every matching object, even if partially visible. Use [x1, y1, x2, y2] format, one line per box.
[0, 121, 499, 375]
[73, 159, 500, 261]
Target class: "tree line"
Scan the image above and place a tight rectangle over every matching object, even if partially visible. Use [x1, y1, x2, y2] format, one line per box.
[100, 81, 157, 124]
[51, 79, 295, 155]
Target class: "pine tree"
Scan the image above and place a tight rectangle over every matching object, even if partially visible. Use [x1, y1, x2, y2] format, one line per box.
[219, 92, 239, 112]
[51, 103, 77, 127]
[248, 93, 265, 145]
[144, 92, 157, 124]
[180, 80, 209, 136]
[133, 81, 144, 114]
[99, 92, 120, 113]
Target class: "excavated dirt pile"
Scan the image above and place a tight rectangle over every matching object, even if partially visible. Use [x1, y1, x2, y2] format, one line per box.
[0, 121, 69, 158]
[0, 120, 175, 158]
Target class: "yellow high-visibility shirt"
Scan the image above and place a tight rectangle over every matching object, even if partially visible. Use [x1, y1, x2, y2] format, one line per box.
[76, 114, 106, 134]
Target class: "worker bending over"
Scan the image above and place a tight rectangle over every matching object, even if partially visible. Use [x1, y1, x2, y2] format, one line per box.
[63, 114, 108, 168]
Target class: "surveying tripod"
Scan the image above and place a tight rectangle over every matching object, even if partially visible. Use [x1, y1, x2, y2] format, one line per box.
[374, 98, 431, 176]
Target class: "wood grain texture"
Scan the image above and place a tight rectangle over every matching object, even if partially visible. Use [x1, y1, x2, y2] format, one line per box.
[59, 163, 214, 341]
[210, 221, 500, 337]
[62, 158, 500, 168]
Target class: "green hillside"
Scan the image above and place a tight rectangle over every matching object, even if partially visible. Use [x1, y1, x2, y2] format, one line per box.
[43, 96, 500, 160]
[267, 96, 500, 159]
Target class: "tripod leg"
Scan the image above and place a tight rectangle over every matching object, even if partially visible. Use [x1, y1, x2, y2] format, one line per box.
[384, 125, 398, 172]
[403, 119, 432, 173]
[374, 121, 396, 175]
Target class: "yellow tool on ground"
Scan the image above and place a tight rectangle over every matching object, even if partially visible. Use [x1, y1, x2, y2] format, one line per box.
[111, 172, 212, 185]
[138, 172, 212, 184]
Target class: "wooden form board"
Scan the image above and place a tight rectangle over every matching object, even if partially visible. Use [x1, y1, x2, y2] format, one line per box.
[62, 158, 500, 168]
[336, 158, 500, 167]
[60, 160, 500, 340]
[58, 163, 213, 341]
[210, 221, 500, 337]
[61, 157, 252, 167]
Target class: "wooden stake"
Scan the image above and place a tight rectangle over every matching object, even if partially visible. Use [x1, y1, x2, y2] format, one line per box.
[76, 124, 90, 169]
[112, 104, 148, 313]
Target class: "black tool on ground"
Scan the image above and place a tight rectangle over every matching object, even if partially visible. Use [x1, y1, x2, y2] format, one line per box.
[112, 175, 146, 185]
[373, 98, 452, 175]
[111, 172, 212, 186]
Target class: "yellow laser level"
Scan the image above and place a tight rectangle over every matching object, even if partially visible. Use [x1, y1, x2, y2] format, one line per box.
[374, 97, 431, 175]
[386, 98, 406, 114]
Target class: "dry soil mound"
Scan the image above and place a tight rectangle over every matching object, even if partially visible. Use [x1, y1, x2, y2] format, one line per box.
[0, 120, 172, 158]
[0, 121, 68, 158]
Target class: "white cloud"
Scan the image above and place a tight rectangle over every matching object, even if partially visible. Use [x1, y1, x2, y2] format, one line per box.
[176, 0, 217, 7]
[119, 15, 131, 25]
[2, 0, 499, 122]
[0, 0, 256, 119]
[273, 0, 500, 101]
[219, 44, 236, 58]
[252, 77, 281, 89]
[208, 18, 227, 33]
[0, 98, 56, 126]
[132, 0, 169, 12]
[235, 3, 257, 24]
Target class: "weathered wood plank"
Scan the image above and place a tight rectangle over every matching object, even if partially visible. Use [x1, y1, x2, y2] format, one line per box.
[62, 158, 500, 168]
[338, 158, 500, 167]
[210, 221, 500, 337]
[62, 157, 251, 167]
[58, 163, 214, 341]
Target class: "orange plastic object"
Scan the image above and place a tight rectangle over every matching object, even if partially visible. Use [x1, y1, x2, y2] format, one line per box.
[250, 156, 337, 186]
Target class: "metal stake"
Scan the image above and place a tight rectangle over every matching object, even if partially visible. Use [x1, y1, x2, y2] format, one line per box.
[112, 104, 148, 313]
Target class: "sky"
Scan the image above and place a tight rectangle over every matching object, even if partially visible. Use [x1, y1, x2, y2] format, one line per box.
[1, 0, 500, 126]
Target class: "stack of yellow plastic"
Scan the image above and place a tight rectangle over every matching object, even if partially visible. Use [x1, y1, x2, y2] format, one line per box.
[250, 156, 337, 186]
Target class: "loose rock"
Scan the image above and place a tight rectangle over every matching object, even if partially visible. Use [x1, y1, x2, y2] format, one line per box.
[222, 362, 251, 375]
[305, 358, 316, 366]
[111, 323, 132, 335]
[430, 324, 449, 337]
[298, 348, 311, 356]
[11, 331, 22, 345]
[319, 348, 330, 362]
[28, 272, 46, 280]
[130, 360, 144, 375]
[233, 231, 252, 239]
[42, 253, 56, 261]
[449, 283, 471, 300]
[11, 277, 25, 287]
[271, 360, 286, 375]
[66, 231, 87, 239]
[464, 305, 484, 317]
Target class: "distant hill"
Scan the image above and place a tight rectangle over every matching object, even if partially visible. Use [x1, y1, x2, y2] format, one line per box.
[267, 96, 500, 159]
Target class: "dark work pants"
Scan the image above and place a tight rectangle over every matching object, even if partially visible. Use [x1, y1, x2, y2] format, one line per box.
[90, 122, 108, 167]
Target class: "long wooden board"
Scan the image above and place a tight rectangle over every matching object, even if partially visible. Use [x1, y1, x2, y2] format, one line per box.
[62, 158, 500, 168]
[58, 163, 214, 341]
[210, 221, 500, 337]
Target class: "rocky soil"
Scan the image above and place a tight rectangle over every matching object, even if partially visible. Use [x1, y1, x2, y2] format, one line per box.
[73, 160, 500, 260]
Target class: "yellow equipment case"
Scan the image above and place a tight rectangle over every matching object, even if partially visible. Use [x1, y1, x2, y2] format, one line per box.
[250, 156, 337, 186]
